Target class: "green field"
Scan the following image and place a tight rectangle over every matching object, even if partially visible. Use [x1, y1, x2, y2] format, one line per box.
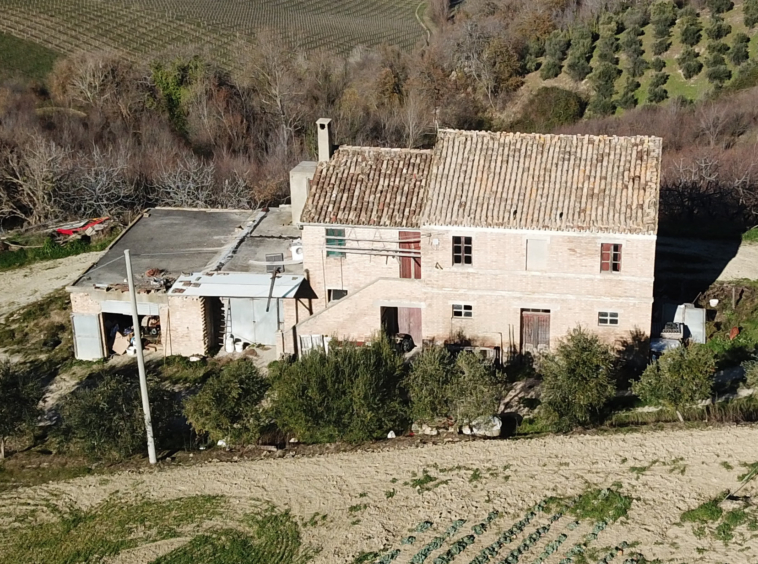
[0, 0, 425, 73]
[0, 31, 58, 82]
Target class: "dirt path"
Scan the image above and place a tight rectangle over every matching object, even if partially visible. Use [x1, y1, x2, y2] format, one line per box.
[656, 238, 758, 282]
[6, 425, 758, 563]
[0, 252, 103, 320]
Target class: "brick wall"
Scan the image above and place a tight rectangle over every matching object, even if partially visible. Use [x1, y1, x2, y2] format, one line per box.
[162, 296, 207, 357]
[70, 292, 102, 315]
[293, 226, 656, 354]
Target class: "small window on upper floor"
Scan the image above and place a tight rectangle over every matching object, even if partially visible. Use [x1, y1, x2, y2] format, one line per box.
[452, 236, 472, 265]
[601, 243, 622, 273]
[452, 304, 473, 318]
[326, 228, 346, 258]
[598, 311, 619, 326]
[328, 289, 348, 302]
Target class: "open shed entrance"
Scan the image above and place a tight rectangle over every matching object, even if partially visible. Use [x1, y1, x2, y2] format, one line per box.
[102, 311, 161, 355]
[380, 306, 422, 350]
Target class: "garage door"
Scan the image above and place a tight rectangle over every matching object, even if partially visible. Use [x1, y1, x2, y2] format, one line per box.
[72, 314, 104, 360]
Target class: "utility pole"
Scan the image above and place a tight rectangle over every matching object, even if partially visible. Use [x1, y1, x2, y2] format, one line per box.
[124, 249, 157, 464]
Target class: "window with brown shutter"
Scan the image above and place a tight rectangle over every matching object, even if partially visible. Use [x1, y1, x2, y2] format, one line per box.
[600, 243, 622, 272]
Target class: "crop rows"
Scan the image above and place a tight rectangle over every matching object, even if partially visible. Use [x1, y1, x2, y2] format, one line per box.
[0, 0, 424, 69]
[370, 497, 650, 564]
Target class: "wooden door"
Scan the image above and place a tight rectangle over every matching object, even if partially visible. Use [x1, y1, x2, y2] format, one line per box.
[399, 231, 421, 279]
[521, 310, 550, 354]
[398, 307, 422, 348]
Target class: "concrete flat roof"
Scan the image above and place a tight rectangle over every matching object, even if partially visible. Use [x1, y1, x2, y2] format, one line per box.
[222, 206, 304, 275]
[74, 208, 257, 288]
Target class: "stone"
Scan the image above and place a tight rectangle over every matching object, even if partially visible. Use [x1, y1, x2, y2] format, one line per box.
[461, 425, 472, 435]
[470, 415, 502, 438]
[387, 430, 396, 439]
[421, 424, 438, 436]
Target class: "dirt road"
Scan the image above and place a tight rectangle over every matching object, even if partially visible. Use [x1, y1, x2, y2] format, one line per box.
[0, 252, 103, 320]
[5, 425, 758, 563]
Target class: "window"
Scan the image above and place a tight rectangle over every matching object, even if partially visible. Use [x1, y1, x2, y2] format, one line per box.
[328, 289, 348, 302]
[452, 236, 472, 265]
[326, 228, 345, 258]
[452, 304, 473, 318]
[526, 239, 548, 271]
[598, 312, 619, 326]
[600, 243, 622, 272]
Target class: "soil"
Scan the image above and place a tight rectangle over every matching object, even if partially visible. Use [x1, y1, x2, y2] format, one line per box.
[4, 425, 758, 563]
[0, 252, 104, 321]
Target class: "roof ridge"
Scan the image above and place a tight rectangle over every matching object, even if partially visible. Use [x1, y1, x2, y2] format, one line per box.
[336, 145, 433, 154]
[436, 128, 663, 142]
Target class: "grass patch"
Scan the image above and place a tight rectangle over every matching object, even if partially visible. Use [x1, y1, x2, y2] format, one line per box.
[721, 461, 734, 470]
[681, 496, 724, 524]
[629, 460, 658, 476]
[0, 232, 117, 272]
[0, 458, 94, 493]
[348, 504, 367, 514]
[385, 489, 396, 499]
[154, 507, 318, 563]
[737, 461, 758, 482]
[0, 495, 224, 564]
[0, 31, 59, 82]
[570, 487, 633, 523]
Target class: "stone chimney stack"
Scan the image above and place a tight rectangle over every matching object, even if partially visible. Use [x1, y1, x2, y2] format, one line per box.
[317, 118, 333, 163]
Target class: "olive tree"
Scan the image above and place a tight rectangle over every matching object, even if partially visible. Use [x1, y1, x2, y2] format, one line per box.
[632, 343, 716, 420]
[184, 359, 269, 447]
[539, 327, 617, 430]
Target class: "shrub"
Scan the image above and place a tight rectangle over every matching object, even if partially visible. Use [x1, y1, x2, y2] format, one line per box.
[544, 30, 570, 62]
[706, 16, 732, 40]
[706, 52, 727, 67]
[623, 7, 649, 29]
[651, 57, 666, 72]
[647, 85, 668, 103]
[706, 64, 732, 86]
[679, 47, 704, 79]
[743, 357, 758, 391]
[590, 62, 621, 98]
[596, 35, 619, 65]
[632, 343, 716, 418]
[680, 15, 703, 47]
[653, 38, 671, 56]
[524, 39, 544, 73]
[620, 28, 644, 58]
[566, 57, 592, 81]
[588, 94, 617, 117]
[746, 0, 758, 28]
[651, 0, 677, 38]
[57, 372, 179, 460]
[617, 77, 640, 109]
[707, 0, 734, 14]
[448, 352, 505, 423]
[650, 71, 669, 88]
[539, 327, 617, 430]
[405, 346, 457, 423]
[509, 87, 587, 132]
[707, 41, 730, 55]
[539, 58, 562, 79]
[270, 334, 407, 443]
[730, 33, 750, 65]
[627, 55, 649, 78]
[183, 359, 269, 447]
[0, 361, 42, 458]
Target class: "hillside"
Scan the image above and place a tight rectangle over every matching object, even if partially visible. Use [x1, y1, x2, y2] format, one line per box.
[0, 0, 425, 73]
[519, 0, 758, 117]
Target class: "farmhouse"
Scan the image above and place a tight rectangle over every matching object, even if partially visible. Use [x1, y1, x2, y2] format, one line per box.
[287, 119, 662, 358]
[68, 207, 314, 360]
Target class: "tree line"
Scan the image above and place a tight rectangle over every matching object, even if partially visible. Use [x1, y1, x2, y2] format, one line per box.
[1, 0, 758, 233]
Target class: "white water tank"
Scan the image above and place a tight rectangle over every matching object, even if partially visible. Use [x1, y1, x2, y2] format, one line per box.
[290, 239, 304, 262]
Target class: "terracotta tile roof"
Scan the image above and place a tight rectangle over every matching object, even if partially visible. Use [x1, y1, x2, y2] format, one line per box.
[301, 130, 662, 234]
[300, 146, 432, 228]
[423, 130, 662, 234]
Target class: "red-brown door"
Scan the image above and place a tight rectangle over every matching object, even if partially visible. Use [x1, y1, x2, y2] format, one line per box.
[398, 307, 422, 348]
[521, 310, 550, 354]
[399, 231, 421, 279]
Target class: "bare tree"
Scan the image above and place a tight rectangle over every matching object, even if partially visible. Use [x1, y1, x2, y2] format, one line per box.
[155, 153, 216, 208]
